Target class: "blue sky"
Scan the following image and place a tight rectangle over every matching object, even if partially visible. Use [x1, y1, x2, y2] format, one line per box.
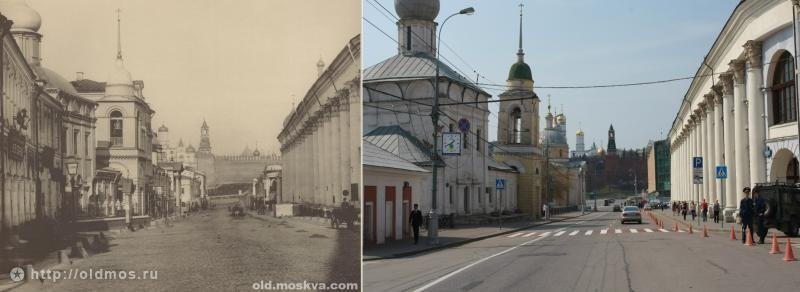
[363, 0, 740, 150]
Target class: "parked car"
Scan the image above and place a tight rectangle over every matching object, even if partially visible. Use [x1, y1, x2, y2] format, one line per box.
[752, 183, 800, 236]
[613, 205, 622, 212]
[643, 204, 652, 211]
[620, 206, 642, 224]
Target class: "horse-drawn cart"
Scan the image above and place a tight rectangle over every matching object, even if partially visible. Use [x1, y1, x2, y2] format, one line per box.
[329, 202, 358, 229]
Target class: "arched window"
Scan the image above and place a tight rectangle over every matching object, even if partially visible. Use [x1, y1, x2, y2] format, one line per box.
[772, 51, 796, 125]
[510, 107, 522, 144]
[110, 110, 123, 146]
[787, 158, 799, 184]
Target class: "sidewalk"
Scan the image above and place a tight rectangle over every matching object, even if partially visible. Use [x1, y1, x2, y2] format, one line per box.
[648, 208, 733, 233]
[363, 211, 586, 261]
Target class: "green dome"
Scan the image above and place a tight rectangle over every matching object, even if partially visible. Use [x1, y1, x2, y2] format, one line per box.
[508, 61, 532, 81]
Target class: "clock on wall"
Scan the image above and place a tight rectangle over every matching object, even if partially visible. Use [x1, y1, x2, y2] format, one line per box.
[442, 132, 461, 155]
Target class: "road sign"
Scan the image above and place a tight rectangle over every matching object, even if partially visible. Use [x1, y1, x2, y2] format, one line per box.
[716, 166, 728, 179]
[693, 157, 703, 184]
[458, 118, 471, 133]
[496, 179, 506, 190]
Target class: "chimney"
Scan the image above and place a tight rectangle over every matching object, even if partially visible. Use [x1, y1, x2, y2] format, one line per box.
[75, 72, 84, 81]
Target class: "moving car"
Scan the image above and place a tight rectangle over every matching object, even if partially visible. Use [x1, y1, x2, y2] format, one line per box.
[613, 205, 622, 212]
[620, 206, 642, 224]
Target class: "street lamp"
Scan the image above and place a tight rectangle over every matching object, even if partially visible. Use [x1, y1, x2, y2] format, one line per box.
[66, 159, 82, 219]
[429, 6, 475, 245]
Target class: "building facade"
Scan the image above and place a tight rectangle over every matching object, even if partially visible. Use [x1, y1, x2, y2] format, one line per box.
[278, 34, 361, 209]
[668, 0, 799, 221]
[646, 139, 671, 197]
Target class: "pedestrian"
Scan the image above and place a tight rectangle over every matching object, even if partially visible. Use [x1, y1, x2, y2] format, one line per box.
[712, 200, 721, 223]
[753, 190, 767, 244]
[542, 204, 549, 220]
[701, 199, 708, 222]
[409, 204, 423, 245]
[690, 201, 697, 220]
[739, 187, 755, 244]
[682, 202, 687, 220]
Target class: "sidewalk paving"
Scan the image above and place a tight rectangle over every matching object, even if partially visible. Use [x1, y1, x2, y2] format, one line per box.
[363, 211, 587, 261]
[648, 209, 736, 233]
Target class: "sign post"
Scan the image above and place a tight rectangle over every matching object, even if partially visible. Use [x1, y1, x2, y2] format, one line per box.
[716, 165, 728, 228]
[496, 179, 505, 229]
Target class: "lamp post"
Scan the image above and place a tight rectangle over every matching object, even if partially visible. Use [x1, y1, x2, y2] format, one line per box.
[429, 6, 475, 245]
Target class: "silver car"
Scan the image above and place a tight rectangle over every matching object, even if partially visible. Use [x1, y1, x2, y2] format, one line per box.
[620, 206, 642, 224]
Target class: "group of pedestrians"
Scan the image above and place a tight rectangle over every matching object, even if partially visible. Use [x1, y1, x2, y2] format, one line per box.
[671, 199, 721, 223]
[739, 187, 768, 244]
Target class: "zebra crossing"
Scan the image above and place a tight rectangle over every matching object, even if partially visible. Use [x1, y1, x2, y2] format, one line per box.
[505, 227, 672, 239]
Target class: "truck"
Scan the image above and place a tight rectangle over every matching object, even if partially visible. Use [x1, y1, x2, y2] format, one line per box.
[752, 183, 800, 237]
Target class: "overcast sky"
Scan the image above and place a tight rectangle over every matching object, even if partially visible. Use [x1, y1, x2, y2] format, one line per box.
[29, 0, 361, 155]
[364, 0, 739, 151]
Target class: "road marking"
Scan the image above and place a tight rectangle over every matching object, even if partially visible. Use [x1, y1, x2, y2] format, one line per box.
[600, 229, 608, 234]
[630, 229, 638, 233]
[411, 228, 555, 292]
[658, 229, 669, 232]
[678, 229, 685, 233]
[569, 230, 579, 236]
[585, 230, 593, 235]
[554, 231, 566, 237]
[615, 229, 622, 234]
[522, 232, 537, 237]
[644, 228, 653, 233]
[539, 231, 551, 237]
[508, 232, 524, 238]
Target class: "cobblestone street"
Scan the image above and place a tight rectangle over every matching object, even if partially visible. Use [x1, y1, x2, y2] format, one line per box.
[12, 205, 359, 291]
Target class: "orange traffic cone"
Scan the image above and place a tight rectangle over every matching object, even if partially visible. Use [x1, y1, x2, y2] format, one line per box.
[702, 225, 709, 238]
[769, 233, 781, 254]
[729, 225, 737, 241]
[744, 229, 755, 246]
[784, 238, 796, 261]
[688, 224, 693, 234]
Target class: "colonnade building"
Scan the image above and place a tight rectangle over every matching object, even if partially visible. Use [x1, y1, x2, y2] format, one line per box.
[668, 0, 799, 221]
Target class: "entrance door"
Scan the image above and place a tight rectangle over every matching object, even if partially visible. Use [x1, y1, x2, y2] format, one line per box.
[364, 186, 377, 244]
[463, 186, 470, 214]
[402, 185, 412, 239]
[385, 186, 396, 240]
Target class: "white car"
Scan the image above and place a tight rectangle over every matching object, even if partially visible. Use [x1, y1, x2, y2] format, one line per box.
[620, 206, 642, 224]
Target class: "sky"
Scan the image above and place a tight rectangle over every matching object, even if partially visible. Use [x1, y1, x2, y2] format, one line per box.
[363, 0, 740, 151]
[28, 0, 361, 155]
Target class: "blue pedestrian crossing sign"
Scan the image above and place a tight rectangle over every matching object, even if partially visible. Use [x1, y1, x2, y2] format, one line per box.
[496, 179, 506, 190]
[716, 166, 728, 179]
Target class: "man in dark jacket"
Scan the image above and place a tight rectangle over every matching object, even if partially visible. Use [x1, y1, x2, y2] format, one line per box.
[739, 187, 755, 244]
[753, 191, 767, 244]
[409, 204, 424, 244]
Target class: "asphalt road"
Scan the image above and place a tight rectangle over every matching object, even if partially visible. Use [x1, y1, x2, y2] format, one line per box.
[12, 205, 359, 292]
[363, 210, 800, 292]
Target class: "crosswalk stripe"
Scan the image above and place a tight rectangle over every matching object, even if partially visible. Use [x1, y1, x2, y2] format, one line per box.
[615, 229, 622, 234]
[508, 232, 524, 238]
[644, 228, 653, 233]
[540, 231, 551, 237]
[554, 231, 566, 237]
[658, 229, 670, 232]
[678, 229, 685, 233]
[569, 230, 579, 236]
[630, 229, 638, 233]
[585, 230, 593, 235]
[522, 232, 537, 237]
[600, 229, 608, 234]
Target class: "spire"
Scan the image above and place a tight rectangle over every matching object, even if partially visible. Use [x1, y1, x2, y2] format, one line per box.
[517, 3, 524, 62]
[116, 8, 122, 60]
[547, 95, 552, 114]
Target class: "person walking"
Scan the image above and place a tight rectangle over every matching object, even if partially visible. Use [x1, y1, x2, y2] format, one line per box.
[542, 203, 549, 221]
[753, 191, 767, 244]
[701, 199, 708, 222]
[409, 204, 423, 245]
[690, 201, 697, 220]
[682, 202, 687, 221]
[739, 187, 755, 244]
[712, 200, 721, 223]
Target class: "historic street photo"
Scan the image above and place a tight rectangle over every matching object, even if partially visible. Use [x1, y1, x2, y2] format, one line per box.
[0, 0, 361, 291]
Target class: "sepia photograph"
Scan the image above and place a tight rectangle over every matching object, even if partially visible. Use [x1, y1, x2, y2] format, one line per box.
[363, 0, 800, 291]
[0, 0, 361, 291]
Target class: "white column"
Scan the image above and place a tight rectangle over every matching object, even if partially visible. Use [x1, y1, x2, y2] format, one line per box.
[712, 88, 723, 205]
[720, 72, 737, 218]
[744, 40, 766, 187]
[698, 107, 708, 202]
[693, 114, 701, 203]
[703, 99, 713, 203]
[731, 59, 749, 205]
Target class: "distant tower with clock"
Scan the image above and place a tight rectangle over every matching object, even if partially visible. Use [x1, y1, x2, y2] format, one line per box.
[492, 4, 545, 218]
[607, 124, 617, 155]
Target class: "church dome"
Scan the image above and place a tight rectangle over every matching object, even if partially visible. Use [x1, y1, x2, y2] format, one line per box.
[556, 114, 566, 124]
[507, 61, 532, 81]
[598, 146, 606, 155]
[186, 144, 196, 153]
[576, 129, 584, 136]
[394, 0, 439, 21]
[253, 149, 261, 157]
[158, 124, 169, 132]
[105, 58, 135, 96]
[0, 0, 42, 33]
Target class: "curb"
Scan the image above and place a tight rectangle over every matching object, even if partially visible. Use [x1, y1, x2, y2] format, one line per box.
[649, 211, 730, 233]
[363, 213, 589, 261]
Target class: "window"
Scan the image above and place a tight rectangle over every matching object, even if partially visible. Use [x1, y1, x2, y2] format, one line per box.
[463, 131, 469, 149]
[449, 124, 454, 132]
[476, 129, 482, 152]
[772, 52, 796, 125]
[449, 186, 453, 205]
[110, 110, 123, 146]
[73, 129, 79, 155]
[511, 107, 522, 144]
[406, 27, 411, 51]
[85, 132, 90, 156]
